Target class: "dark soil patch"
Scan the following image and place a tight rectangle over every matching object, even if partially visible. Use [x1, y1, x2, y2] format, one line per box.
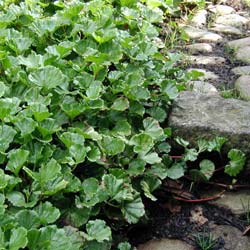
[126, 193, 247, 249]
[122, 150, 250, 248]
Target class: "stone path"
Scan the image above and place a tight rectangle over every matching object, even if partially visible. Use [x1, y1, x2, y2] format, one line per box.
[168, 3, 250, 156]
[181, 3, 250, 99]
[168, 2, 250, 153]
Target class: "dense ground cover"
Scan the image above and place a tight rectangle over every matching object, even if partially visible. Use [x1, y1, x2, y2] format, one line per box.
[0, 0, 246, 249]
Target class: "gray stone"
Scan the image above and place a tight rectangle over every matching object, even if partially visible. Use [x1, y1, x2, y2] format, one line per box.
[137, 239, 194, 250]
[206, 190, 250, 215]
[227, 36, 250, 50]
[209, 24, 242, 36]
[180, 25, 222, 42]
[207, 4, 236, 15]
[235, 75, 250, 101]
[212, 225, 250, 250]
[187, 68, 219, 80]
[182, 26, 207, 39]
[232, 66, 250, 75]
[186, 55, 226, 65]
[185, 43, 213, 54]
[191, 9, 207, 27]
[187, 81, 218, 95]
[198, 32, 223, 43]
[235, 46, 250, 63]
[168, 91, 250, 155]
[215, 14, 249, 28]
[182, 26, 222, 42]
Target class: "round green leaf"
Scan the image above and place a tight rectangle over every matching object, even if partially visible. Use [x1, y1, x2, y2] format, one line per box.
[225, 149, 246, 177]
[34, 201, 60, 225]
[199, 159, 215, 180]
[100, 136, 125, 156]
[84, 219, 112, 243]
[29, 66, 67, 90]
[6, 149, 29, 175]
[130, 133, 154, 153]
[9, 227, 28, 250]
[167, 163, 185, 180]
[111, 97, 129, 111]
[122, 196, 145, 224]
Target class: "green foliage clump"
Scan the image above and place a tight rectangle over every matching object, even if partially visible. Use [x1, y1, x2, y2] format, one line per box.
[193, 231, 217, 250]
[0, 0, 245, 249]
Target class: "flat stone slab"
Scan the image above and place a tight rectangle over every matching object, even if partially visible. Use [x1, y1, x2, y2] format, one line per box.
[235, 46, 250, 63]
[191, 9, 207, 27]
[209, 24, 242, 36]
[214, 14, 249, 28]
[182, 26, 207, 39]
[168, 91, 250, 155]
[182, 26, 222, 42]
[186, 55, 226, 65]
[187, 81, 218, 95]
[235, 75, 250, 101]
[232, 65, 250, 75]
[227, 36, 250, 49]
[202, 190, 250, 215]
[212, 225, 250, 250]
[198, 32, 223, 43]
[137, 239, 194, 250]
[208, 4, 236, 15]
[185, 43, 213, 54]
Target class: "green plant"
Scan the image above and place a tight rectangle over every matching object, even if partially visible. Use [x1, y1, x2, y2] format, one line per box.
[0, 0, 247, 249]
[193, 231, 217, 250]
[0, 0, 191, 249]
[176, 137, 246, 181]
[220, 89, 240, 99]
[162, 20, 190, 49]
[241, 198, 250, 225]
[243, 0, 250, 8]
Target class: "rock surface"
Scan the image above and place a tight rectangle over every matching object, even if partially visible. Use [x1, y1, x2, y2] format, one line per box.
[235, 46, 250, 63]
[183, 26, 222, 42]
[191, 9, 207, 27]
[182, 25, 207, 39]
[168, 91, 250, 154]
[235, 75, 250, 100]
[186, 55, 226, 65]
[215, 13, 249, 28]
[185, 43, 213, 54]
[198, 32, 223, 42]
[212, 225, 250, 250]
[206, 190, 250, 215]
[232, 65, 250, 75]
[137, 239, 194, 250]
[209, 24, 242, 35]
[187, 81, 218, 95]
[227, 36, 250, 49]
[208, 4, 236, 15]
[201, 188, 250, 215]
